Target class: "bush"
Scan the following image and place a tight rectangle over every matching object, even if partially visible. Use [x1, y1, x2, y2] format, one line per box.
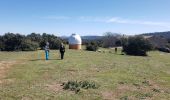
[158, 47, 170, 53]
[86, 42, 99, 51]
[21, 39, 39, 51]
[123, 36, 152, 56]
[62, 80, 99, 93]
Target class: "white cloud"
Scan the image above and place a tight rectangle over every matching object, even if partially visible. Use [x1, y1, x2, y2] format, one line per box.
[78, 16, 108, 22]
[41, 15, 170, 28]
[42, 16, 70, 20]
[107, 17, 170, 28]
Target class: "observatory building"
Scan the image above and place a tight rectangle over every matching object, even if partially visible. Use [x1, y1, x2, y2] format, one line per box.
[69, 34, 82, 50]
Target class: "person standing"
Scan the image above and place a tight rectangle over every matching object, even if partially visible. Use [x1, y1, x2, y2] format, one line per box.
[115, 47, 117, 53]
[60, 43, 65, 60]
[45, 42, 50, 60]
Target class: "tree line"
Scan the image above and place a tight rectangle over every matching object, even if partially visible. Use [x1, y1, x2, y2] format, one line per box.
[0, 32, 169, 56]
[84, 32, 123, 51]
[84, 32, 170, 55]
[0, 33, 63, 51]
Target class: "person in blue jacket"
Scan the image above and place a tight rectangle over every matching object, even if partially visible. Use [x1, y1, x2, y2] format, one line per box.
[45, 42, 50, 60]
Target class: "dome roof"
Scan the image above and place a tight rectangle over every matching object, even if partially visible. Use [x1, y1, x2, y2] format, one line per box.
[69, 34, 82, 45]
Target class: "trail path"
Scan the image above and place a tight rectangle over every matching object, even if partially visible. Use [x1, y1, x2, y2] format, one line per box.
[0, 61, 17, 84]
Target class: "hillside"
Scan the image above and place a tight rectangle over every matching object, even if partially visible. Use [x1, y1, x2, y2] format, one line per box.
[142, 31, 170, 39]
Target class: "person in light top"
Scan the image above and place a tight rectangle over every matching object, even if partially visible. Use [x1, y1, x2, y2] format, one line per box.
[45, 42, 50, 60]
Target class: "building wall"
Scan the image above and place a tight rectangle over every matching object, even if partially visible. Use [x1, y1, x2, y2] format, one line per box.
[69, 44, 81, 50]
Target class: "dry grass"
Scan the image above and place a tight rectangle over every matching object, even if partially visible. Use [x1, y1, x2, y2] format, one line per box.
[0, 61, 18, 84]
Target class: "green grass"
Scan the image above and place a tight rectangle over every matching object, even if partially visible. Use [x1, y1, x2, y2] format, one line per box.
[0, 49, 170, 100]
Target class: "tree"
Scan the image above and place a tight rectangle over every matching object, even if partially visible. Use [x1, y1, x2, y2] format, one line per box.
[102, 32, 121, 48]
[40, 33, 62, 49]
[0, 36, 4, 50]
[123, 36, 152, 56]
[0, 32, 63, 51]
[27, 33, 42, 43]
[21, 39, 39, 51]
[2, 33, 24, 51]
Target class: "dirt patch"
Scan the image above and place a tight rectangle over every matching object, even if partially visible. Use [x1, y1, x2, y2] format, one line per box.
[46, 83, 63, 93]
[139, 80, 168, 99]
[0, 61, 17, 84]
[89, 67, 100, 72]
[67, 69, 78, 72]
[46, 81, 78, 94]
[102, 84, 137, 100]
[66, 69, 78, 75]
[101, 80, 166, 100]
[21, 97, 32, 100]
[102, 91, 115, 100]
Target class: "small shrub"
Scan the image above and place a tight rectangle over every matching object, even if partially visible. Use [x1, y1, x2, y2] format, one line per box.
[79, 81, 98, 89]
[118, 81, 125, 84]
[86, 42, 99, 51]
[142, 80, 152, 86]
[152, 88, 161, 93]
[133, 83, 140, 87]
[135, 92, 153, 99]
[145, 93, 153, 98]
[62, 80, 99, 93]
[120, 96, 128, 100]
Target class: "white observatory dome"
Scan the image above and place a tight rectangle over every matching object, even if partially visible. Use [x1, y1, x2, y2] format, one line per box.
[69, 34, 82, 45]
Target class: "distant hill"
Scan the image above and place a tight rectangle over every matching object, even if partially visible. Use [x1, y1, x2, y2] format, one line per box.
[141, 31, 170, 48]
[142, 31, 170, 39]
[60, 36, 103, 40]
[81, 36, 103, 40]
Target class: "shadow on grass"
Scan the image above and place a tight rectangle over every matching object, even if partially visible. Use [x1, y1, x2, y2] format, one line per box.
[29, 58, 62, 61]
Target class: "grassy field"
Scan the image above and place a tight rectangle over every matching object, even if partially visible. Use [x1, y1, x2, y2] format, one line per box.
[0, 48, 170, 100]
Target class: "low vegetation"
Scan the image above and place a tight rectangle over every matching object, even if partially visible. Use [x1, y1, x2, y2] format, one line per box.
[62, 80, 99, 93]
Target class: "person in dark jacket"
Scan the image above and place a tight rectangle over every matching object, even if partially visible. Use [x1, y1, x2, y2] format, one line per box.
[60, 43, 65, 60]
[115, 47, 117, 53]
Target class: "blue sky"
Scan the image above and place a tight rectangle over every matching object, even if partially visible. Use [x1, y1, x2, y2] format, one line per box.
[0, 0, 170, 36]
